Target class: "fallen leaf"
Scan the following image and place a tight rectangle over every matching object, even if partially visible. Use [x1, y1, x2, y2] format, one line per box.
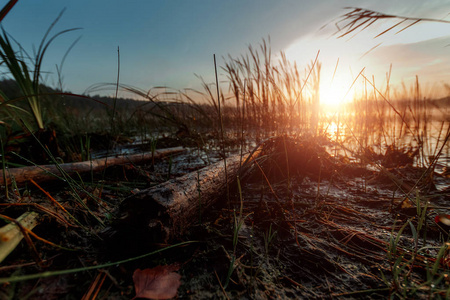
[400, 198, 412, 209]
[132, 264, 181, 299]
[436, 214, 450, 227]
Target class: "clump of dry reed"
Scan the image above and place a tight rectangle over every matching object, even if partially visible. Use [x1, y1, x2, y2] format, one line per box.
[217, 38, 322, 140]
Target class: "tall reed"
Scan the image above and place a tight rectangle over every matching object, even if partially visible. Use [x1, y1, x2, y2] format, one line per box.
[0, 10, 80, 133]
[221, 38, 321, 140]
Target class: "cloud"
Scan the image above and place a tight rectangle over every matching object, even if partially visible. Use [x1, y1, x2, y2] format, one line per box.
[369, 36, 450, 82]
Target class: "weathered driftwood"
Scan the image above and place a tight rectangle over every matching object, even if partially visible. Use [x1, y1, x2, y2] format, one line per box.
[116, 153, 252, 243]
[1, 147, 185, 186]
[0, 211, 40, 263]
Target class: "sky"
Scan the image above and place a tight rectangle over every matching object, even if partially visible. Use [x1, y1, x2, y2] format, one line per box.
[1, 0, 450, 105]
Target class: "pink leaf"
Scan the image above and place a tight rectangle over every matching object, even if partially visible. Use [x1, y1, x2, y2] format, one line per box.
[132, 264, 181, 299]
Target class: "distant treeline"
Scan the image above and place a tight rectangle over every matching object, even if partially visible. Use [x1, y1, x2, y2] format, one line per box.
[0, 78, 149, 112]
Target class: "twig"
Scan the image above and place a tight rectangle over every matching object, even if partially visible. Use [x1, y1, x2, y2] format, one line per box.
[214, 270, 230, 300]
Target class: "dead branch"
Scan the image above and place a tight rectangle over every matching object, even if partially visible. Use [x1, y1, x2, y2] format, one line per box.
[2, 147, 185, 186]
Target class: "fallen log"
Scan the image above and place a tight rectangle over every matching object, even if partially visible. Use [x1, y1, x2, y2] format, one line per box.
[112, 153, 254, 245]
[1, 147, 185, 186]
[108, 136, 333, 250]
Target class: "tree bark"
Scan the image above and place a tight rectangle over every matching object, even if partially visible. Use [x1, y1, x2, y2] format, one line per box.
[1, 147, 185, 186]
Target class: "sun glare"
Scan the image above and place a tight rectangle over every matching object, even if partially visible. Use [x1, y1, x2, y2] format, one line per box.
[319, 75, 355, 110]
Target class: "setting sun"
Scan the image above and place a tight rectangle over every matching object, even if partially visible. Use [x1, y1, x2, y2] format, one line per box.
[319, 74, 356, 109]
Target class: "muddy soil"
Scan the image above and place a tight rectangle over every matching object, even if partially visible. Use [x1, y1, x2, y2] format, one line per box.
[0, 136, 449, 299]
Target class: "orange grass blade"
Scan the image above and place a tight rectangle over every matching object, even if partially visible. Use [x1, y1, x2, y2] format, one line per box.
[29, 178, 84, 229]
[82, 271, 107, 300]
[0, 203, 77, 228]
[30, 178, 70, 215]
